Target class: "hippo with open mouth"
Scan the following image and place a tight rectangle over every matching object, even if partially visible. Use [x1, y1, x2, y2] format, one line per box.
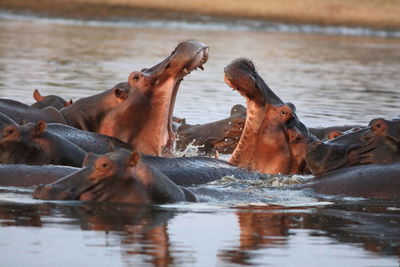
[64, 40, 208, 156]
[223, 58, 314, 174]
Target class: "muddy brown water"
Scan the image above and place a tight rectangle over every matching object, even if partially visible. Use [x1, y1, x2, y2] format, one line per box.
[0, 13, 400, 267]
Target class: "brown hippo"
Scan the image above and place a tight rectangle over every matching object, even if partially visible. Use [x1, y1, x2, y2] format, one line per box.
[31, 89, 73, 110]
[176, 104, 246, 155]
[306, 118, 400, 175]
[60, 40, 208, 156]
[295, 162, 400, 199]
[33, 149, 197, 204]
[97, 40, 209, 156]
[0, 121, 85, 166]
[223, 58, 314, 174]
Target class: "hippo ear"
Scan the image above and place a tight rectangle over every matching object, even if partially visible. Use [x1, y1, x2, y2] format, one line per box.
[128, 151, 141, 167]
[230, 104, 246, 116]
[114, 88, 128, 100]
[34, 120, 47, 136]
[33, 89, 44, 101]
[64, 99, 73, 107]
[286, 102, 297, 113]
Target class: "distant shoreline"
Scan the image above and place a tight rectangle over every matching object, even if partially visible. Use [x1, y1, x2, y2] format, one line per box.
[1, 0, 400, 30]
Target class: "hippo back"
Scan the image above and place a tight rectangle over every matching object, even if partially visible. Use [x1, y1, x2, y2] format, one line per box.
[46, 123, 132, 154]
[142, 156, 261, 186]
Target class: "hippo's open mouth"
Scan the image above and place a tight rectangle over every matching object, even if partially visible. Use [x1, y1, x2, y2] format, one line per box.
[223, 58, 311, 174]
[114, 40, 209, 156]
[224, 58, 282, 106]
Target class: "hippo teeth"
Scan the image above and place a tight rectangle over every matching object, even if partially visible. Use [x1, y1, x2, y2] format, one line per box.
[183, 68, 189, 74]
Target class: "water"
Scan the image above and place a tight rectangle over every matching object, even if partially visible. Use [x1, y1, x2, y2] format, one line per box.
[0, 13, 400, 267]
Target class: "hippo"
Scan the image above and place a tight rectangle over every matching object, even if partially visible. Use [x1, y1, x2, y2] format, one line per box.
[306, 118, 400, 175]
[295, 163, 400, 199]
[96, 40, 209, 156]
[33, 149, 197, 204]
[0, 121, 85, 166]
[0, 98, 66, 124]
[223, 58, 314, 174]
[59, 40, 208, 156]
[176, 104, 246, 155]
[31, 89, 73, 110]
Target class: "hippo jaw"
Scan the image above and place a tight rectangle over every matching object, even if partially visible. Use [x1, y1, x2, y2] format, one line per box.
[101, 40, 209, 156]
[224, 58, 310, 174]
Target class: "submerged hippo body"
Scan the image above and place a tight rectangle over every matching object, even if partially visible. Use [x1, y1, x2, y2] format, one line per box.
[0, 164, 77, 187]
[309, 125, 363, 140]
[0, 98, 66, 124]
[295, 163, 400, 199]
[176, 104, 246, 155]
[31, 89, 73, 110]
[142, 155, 260, 186]
[46, 123, 132, 154]
[33, 149, 197, 204]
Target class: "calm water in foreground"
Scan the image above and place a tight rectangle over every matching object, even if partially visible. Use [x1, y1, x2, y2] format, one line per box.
[0, 13, 400, 267]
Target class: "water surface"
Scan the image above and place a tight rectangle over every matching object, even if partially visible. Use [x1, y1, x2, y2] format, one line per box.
[0, 14, 399, 267]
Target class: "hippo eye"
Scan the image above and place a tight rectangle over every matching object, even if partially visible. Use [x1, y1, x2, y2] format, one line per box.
[133, 74, 140, 81]
[101, 162, 109, 168]
[6, 128, 15, 135]
[280, 110, 287, 116]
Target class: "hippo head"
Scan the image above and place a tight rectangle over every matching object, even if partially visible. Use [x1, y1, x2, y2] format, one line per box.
[0, 121, 49, 164]
[369, 118, 400, 142]
[100, 40, 209, 156]
[306, 118, 400, 175]
[33, 149, 186, 204]
[32, 89, 73, 110]
[224, 58, 312, 174]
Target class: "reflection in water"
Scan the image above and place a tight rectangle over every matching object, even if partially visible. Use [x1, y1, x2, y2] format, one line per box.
[0, 201, 399, 266]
